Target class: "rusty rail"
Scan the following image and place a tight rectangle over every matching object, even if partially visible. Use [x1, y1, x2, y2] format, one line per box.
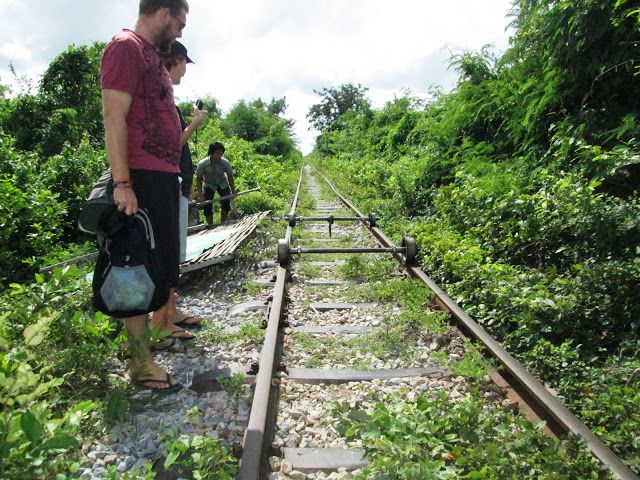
[238, 167, 303, 479]
[314, 167, 638, 480]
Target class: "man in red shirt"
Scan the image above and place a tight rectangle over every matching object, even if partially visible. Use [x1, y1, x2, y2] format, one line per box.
[101, 0, 189, 391]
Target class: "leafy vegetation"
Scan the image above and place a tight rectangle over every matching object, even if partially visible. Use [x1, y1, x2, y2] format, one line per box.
[0, 267, 113, 478]
[338, 255, 398, 282]
[309, 0, 640, 472]
[1, 0, 639, 475]
[330, 391, 608, 478]
[162, 428, 237, 480]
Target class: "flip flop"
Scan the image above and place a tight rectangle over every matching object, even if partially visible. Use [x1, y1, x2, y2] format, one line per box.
[150, 336, 177, 351]
[133, 373, 182, 394]
[173, 316, 204, 328]
[169, 328, 195, 341]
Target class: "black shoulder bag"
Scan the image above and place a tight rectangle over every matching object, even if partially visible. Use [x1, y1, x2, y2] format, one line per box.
[92, 209, 169, 318]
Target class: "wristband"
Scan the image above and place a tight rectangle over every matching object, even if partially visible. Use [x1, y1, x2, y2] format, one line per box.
[113, 180, 132, 189]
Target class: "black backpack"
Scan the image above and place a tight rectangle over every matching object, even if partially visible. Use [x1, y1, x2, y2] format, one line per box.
[92, 208, 169, 318]
[78, 170, 116, 238]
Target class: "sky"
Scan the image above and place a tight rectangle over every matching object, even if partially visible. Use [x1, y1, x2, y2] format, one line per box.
[0, 0, 515, 154]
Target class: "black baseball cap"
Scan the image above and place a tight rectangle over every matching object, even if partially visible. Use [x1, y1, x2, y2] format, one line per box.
[167, 41, 194, 63]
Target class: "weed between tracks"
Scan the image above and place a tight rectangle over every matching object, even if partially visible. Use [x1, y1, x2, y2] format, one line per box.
[200, 316, 265, 346]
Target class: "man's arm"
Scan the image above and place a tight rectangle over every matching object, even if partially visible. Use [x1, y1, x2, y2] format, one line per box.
[103, 88, 137, 215]
[180, 107, 208, 146]
[227, 174, 236, 194]
[225, 161, 236, 193]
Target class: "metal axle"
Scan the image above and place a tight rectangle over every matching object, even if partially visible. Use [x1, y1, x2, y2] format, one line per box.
[290, 247, 405, 254]
[277, 235, 417, 266]
[287, 212, 377, 231]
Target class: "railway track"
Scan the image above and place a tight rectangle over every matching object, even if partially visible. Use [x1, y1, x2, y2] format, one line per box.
[236, 165, 638, 479]
[87, 164, 636, 479]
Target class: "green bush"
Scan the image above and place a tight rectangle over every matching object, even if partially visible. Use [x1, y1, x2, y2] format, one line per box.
[1, 266, 118, 394]
[39, 137, 107, 240]
[0, 348, 98, 479]
[234, 191, 282, 215]
[40, 108, 83, 158]
[309, 2, 640, 467]
[0, 178, 64, 286]
[162, 429, 238, 480]
[331, 391, 606, 479]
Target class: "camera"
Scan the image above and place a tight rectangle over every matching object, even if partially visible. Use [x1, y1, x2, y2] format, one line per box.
[195, 99, 203, 110]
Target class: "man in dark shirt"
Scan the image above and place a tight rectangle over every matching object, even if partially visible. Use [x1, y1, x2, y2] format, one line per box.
[101, 0, 189, 391]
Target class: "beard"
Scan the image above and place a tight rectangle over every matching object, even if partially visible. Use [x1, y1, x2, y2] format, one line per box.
[155, 24, 174, 53]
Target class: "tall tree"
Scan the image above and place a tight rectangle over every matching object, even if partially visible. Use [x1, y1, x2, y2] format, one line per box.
[222, 99, 294, 157]
[39, 42, 105, 146]
[307, 83, 371, 132]
[2, 42, 105, 155]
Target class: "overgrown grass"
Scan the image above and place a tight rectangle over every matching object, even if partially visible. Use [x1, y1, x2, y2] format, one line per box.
[0, 266, 119, 478]
[338, 255, 398, 282]
[200, 316, 265, 345]
[287, 330, 419, 369]
[294, 263, 323, 279]
[329, 390, 609, 479]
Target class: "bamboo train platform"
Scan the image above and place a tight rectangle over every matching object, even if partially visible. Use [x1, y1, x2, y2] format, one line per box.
[180, 211, 270, 274]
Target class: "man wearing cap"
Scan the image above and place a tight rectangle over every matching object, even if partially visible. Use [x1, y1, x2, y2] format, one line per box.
[100, 0, 189, 391]
[160, 40, 208, 328]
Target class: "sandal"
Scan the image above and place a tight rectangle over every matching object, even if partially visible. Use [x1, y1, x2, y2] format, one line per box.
[150, 336, 177, 351]
[133, 373, 182, 393]
[169, 328, 195, 341]
[173, 316, 204, 328]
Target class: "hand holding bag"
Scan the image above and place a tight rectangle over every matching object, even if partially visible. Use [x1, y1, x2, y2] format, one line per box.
[92, 208, 169, 318]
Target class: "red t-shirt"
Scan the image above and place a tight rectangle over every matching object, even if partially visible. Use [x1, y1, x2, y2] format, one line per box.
[101, 29, 181, 173]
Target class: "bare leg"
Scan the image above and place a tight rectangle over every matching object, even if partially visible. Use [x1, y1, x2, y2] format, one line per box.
[166, 288, 179, 321]
[164, 289, 203, 326]
[125, 315, 176, 388]
[151, 298, 192, 338]
[205, 213, 214, 226]
[150, 302, 170, 333]
[221, 209, 229, 223]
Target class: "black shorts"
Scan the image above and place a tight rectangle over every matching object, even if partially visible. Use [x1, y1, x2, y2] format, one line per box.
[203, 186, 231, 216]
[130, 169, 180, 288]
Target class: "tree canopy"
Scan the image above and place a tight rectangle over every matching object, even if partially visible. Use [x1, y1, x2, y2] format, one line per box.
[222, 98, 295, 157]
[1, 42, 105, 155]
[307, 83, 371, 132]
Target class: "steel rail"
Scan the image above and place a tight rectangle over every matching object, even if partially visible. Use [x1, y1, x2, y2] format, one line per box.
[238, 167, 303, 479]
[314, 167, 638, 480]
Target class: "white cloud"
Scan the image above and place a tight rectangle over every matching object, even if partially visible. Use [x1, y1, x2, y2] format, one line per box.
[0, 41, 32, 62]
[0, 0, 513, 153]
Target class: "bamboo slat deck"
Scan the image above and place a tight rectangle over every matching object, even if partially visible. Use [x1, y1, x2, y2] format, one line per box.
[180, 211, 270, 274]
